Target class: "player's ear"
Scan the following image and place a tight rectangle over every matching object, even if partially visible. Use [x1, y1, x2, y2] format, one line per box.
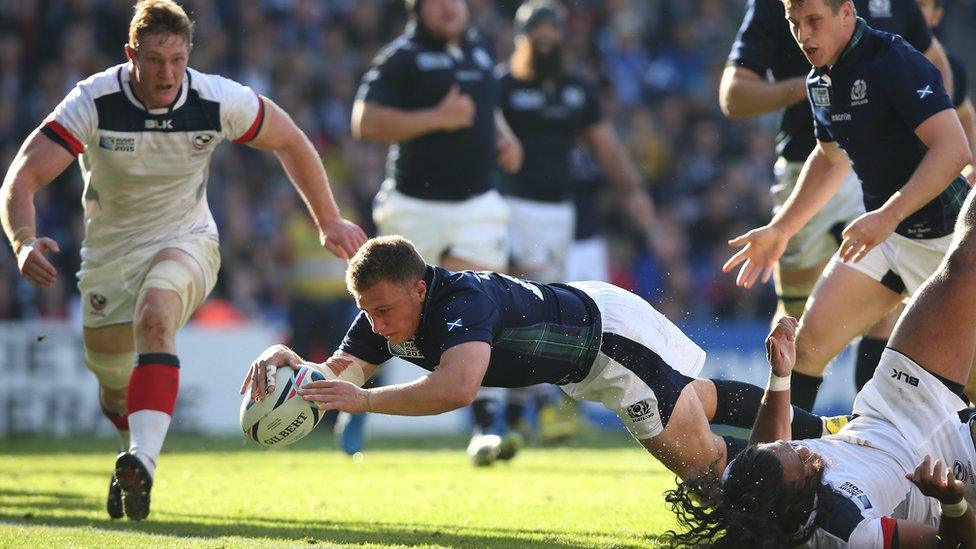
[124, 44, 137, 63]
[412, 279, 427, 302]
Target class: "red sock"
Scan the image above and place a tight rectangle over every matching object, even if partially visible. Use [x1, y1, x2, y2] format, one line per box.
[101, 406, 129, 431]
[128, 353, 181, 415]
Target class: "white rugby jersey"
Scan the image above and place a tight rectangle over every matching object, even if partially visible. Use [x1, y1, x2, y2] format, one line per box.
[797, 433, 941, 548]
[40, 63, 263, 264]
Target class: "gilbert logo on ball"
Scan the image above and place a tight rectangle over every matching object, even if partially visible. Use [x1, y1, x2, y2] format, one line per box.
[240, 364, 333, 446]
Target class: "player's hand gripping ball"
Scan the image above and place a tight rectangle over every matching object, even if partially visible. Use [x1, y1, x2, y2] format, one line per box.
[240, 363, 336, 446]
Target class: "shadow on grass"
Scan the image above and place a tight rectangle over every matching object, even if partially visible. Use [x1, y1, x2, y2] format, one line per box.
[0, 488, 658, 548]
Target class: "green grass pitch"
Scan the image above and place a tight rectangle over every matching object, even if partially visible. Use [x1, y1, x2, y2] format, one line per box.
[0, 432, 683, 548]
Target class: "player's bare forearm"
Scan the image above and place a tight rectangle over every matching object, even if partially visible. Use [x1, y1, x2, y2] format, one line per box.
[718, 66, 807, 119]
[250, 98, 342, 225]
[925, 39, 954, 101]
[750, 318, 797, 444]
[1, 131, 74, 251]
[771, 142, 850, 237]
[938, 509, 976, 548]
[586, 123, 656, 233]
[351, 100, 443, 142]
[879, 109, 972, 224]
[366, 341, 490, 416]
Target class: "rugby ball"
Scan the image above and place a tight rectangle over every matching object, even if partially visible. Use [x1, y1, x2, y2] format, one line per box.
[240, 363, 334, 446]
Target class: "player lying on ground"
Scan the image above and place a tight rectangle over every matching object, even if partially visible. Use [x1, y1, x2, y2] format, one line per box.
[243, 236, 846, 481]
[0, 0, 365, 521]
[666, 191, 976, 547]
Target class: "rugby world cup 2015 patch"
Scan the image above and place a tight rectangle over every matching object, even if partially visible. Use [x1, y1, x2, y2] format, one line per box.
[98, 135, 136, 152]
[811, 87, 830, 107]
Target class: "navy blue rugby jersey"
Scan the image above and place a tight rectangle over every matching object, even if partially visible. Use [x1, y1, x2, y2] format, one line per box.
[728, 0, 933, 162]
[497, 65, 601, 203]
[339, 266, 601, 388]
[355, 24, 498, 201]
[807, 19, 967, 239]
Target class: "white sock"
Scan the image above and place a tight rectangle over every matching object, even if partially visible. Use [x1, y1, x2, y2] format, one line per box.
[128, 410, 171, 478]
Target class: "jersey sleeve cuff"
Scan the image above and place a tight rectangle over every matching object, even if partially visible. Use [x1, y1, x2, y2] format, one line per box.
[232, 93, 265, 144]
[41, 120, 84, 156]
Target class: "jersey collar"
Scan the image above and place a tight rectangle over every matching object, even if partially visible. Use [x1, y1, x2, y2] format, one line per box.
[416, 265, 439, 341]
[119, 63, 190, 114]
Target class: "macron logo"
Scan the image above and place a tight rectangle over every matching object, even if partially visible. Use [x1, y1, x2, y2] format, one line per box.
[446, 319, 463, 331]
[916, 85, 933, 99]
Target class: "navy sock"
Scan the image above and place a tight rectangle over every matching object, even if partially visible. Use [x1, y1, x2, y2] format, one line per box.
[791, 372, 823, 412]
[710, 379, 762, 429]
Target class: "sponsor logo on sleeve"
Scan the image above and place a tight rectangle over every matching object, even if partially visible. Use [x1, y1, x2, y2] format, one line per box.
[891, 368, 920, 387]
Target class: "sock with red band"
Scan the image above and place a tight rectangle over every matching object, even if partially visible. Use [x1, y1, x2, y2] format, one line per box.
[127, 353, 180, 477]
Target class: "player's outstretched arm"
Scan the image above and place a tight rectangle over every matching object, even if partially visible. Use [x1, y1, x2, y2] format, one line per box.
[841, 108, 972, 263]
[351, 84, 474, 143]
[494, 110, 523, 174]
[302, 341, 490, 416]
[723, 140, 850, 287]
[247, 96, 366, 260]
[718, 66, 807, 120]
[240, 345, 378, 402]
[749, 316, 797, 445]
[1, 130, 75, 288]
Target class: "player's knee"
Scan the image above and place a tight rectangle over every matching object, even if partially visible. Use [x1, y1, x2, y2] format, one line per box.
[134, 299, 178, 344]
[99, 385, 128, 413]
[85, 348, 135, 393]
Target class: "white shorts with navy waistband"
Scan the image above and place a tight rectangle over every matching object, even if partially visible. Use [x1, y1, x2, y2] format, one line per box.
[560, 281, 707, 440]
[372, 181, 509, 271]
[831, 232, 952, 297]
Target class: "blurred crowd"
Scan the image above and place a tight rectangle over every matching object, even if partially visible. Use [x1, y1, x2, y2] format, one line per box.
[1, 0, 974, 351]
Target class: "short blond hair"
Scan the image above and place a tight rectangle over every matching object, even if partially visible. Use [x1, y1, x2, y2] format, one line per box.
[781, 0, 851, 11]
[128, 0, 194, 50]
[345, 236, 428, 296]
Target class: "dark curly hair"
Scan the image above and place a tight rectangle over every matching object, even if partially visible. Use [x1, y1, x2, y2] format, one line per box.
[661, 444, 830, 548]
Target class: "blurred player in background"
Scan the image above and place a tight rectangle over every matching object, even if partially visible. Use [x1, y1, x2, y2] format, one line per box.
[246, 236, 848, 483]
[0, 0, 364, 520]
[721, 0, 958, 407]
[472, 0, 665, 461]
[724, 0, 972, 410]
[916, 0, 976, 186]
[351, 0, 522, 462]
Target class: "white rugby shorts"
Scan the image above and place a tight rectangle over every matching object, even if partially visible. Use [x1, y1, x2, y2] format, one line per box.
[561, 281, 706, 439]
[372, 181, 509, 270]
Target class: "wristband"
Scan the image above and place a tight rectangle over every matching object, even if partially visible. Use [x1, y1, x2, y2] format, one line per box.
[767, 372, 792, 392]
[11, 226, 36, 255]
[941, 498, 968, 518]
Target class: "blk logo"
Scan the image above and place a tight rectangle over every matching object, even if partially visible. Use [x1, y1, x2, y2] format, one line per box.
[145, 119, 174, 130]
[890, 368, 919, 387]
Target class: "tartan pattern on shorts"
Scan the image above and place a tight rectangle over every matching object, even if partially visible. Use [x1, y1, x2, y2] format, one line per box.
[495, 321, 601, 384]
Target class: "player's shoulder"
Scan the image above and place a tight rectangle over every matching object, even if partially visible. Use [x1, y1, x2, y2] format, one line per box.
[374, 34, 418, 65]
[185, 67, 252, 102]
[73, 63, 126, 99]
